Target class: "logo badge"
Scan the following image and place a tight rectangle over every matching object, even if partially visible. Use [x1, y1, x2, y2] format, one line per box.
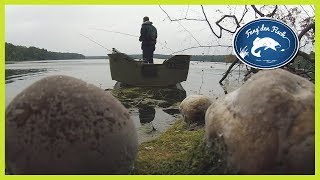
[233, 18, 299, 69]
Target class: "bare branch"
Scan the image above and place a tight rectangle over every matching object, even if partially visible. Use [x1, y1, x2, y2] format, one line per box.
[299, 40, 308, 49]
[216, 15, 240, 33]
[160, 5, 249, 41]
[310, 5, 315, 12]
[239, 5, 248, 23]
[298, 22, 315, 41]
[219, 59, 239, 85]
[300, 5, 311, 17]
[251, 5, 265, 17]
[201, 5, 221, 38]
[176, 21, 202, 46]
[251, 5, 277, 17]
[171, 45, 232, 55]
[198, 70, 205, 94]
[184, 5, 189, 18]
[159, 5, 206, 22]
[267, 5, 278, 17]
[201, 5, 248, 38]
[158, 5, 314, 85]
[284, 5, 290, 13]
[159, 5, 203, 47]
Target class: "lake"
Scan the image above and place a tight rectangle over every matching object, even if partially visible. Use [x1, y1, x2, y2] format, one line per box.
[5, 59, 246, 143]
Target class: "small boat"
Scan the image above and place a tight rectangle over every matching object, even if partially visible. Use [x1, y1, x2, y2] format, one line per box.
[108, 49, 190, 86]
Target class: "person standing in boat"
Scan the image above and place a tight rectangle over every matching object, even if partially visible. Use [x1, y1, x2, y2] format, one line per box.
[139, 16, 157, 64]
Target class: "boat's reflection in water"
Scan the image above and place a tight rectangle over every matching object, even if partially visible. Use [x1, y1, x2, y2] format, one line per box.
[113, 82, 186, 142]
[138, 105, 156, 132]
[139, 106, 156, 124]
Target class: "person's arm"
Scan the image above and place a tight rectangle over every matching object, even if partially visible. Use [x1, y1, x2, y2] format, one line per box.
[139, 26, 146, 42]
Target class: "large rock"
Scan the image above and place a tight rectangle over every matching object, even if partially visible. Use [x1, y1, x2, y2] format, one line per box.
[6, 75, 138, 174]
[179, 95, 212, 125]
[205, 69, 314, 174]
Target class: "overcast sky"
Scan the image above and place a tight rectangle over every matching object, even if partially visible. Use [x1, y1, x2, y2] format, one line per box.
[5, 5, 314, 56]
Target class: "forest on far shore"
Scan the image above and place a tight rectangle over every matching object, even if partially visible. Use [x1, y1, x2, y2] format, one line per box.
[5, 42, 230, 62]
[5, 43, 85, 61]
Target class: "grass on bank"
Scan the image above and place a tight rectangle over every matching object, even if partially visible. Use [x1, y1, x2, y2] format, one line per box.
[132, 119, 227, 175]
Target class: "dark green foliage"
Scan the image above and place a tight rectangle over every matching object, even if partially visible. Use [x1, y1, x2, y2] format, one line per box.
[290, 54, 315, 83]
[5, 43, 85, 61]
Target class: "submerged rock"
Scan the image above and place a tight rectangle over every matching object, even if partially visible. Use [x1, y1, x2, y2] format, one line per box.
[6, 75, 138, 174]
[179, 95, 212, 125]
[205, 69, 314, 174]
[162, 107, 180, 116]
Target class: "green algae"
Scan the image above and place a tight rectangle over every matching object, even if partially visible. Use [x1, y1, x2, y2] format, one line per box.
[110, 86, 186, 109]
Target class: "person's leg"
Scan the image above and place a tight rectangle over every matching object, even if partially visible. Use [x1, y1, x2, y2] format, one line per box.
[149, 45, 155, 64]
[142, 45, 148, 63]
[145, 46, 152, 63]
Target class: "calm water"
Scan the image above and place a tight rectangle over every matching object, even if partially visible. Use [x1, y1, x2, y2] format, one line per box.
[5, 59, 246, 143]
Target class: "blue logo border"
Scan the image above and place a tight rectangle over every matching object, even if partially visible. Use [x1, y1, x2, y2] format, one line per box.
[233, 18, 300, 69]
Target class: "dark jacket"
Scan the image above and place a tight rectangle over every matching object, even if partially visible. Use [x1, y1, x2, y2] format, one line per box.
[139, 21, 157, 46]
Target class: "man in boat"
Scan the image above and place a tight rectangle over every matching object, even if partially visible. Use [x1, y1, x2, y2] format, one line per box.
[139, 16, 157, 64]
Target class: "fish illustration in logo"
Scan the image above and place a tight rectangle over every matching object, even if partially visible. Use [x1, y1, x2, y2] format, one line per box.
[251, 37, 281, 57]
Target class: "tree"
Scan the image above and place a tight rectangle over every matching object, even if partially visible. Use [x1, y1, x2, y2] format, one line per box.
[5, 43, 85, 61]
[159, 5, 315, 84]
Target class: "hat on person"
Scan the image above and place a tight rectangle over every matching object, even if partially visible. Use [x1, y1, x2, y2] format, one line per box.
[143, 16, 149, 22]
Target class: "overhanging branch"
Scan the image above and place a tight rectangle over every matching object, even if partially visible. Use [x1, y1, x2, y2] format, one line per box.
[251, 5, 277, 17]
[298, 22, 315, 41]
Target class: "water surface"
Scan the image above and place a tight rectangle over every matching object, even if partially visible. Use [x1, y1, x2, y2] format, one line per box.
[6, 59, 246, 143]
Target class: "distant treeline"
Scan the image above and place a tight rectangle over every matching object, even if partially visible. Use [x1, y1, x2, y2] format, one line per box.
[5, 42, 235, 62]
[85, 54, 169, 60]
[85, 56, 108, 59]
[5, 43, 85, 61]
[86, 54, 229, 62]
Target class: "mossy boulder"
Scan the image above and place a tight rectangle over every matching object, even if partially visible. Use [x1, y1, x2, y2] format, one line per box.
[179, 95, 212, 125]
[6, 75, 138, 174]
[205, 69, 314, 174]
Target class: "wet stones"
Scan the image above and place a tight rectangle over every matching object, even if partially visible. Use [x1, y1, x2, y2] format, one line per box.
[205, 69, 314, 174]
[6, 75, 138, 174]
[179, 95, 212, 125]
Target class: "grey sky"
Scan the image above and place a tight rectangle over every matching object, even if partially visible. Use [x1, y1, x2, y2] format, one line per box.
[5, 5, 314, 56]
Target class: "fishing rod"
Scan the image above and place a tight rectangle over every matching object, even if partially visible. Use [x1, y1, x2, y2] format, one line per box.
[90, 28, 175, 54]
[80, 33, 113, 52]
[91, 28, 139, 38]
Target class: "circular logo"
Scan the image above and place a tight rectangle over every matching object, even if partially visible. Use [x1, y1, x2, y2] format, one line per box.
[233, 18, 299, 69]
